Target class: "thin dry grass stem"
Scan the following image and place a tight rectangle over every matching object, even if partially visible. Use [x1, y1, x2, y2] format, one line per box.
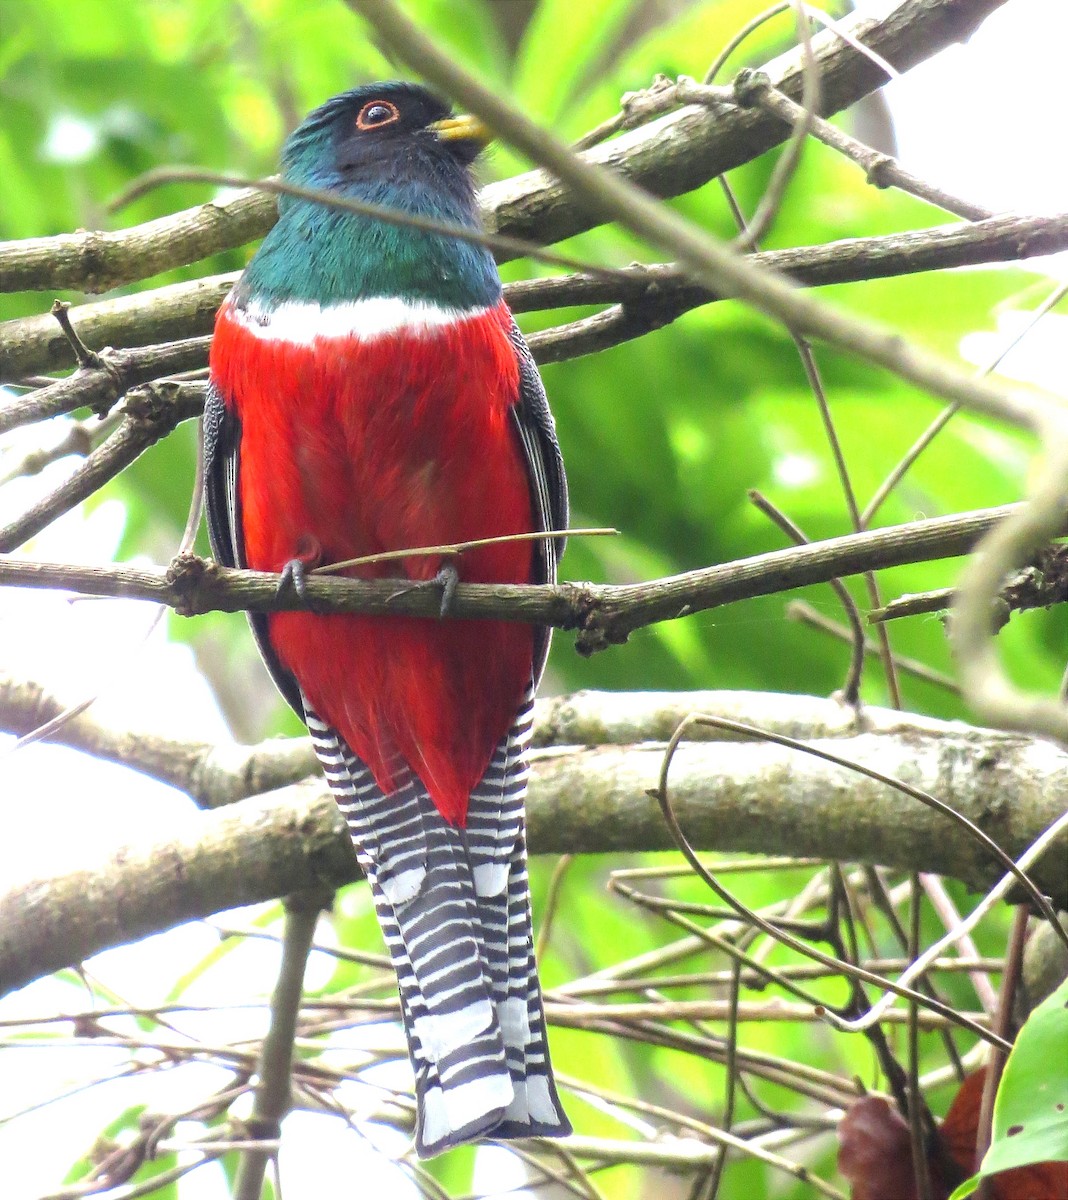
[312, 528, 615, 575]
[907, 874, 936, 1200]
[749, 489, 867, 706]
[536, 853, 574, 963]
[693, 956, 742, 1200]
[785, 599, 960, 693]
[704, 2, 793, 83]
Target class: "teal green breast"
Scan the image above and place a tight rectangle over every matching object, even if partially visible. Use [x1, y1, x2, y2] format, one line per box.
[238, 178, 501, 312]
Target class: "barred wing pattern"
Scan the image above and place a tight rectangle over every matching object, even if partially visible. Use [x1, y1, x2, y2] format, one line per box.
[306, 687, 570, 1157]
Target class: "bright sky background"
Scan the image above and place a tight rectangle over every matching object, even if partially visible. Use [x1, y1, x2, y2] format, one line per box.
[1, 2, 1065, 1196]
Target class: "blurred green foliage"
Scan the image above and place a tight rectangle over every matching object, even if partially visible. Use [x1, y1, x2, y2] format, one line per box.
[2, 1, 1062, 1197]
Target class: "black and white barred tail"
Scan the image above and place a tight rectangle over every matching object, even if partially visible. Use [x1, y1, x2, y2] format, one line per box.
[306, 686, 570, 1157]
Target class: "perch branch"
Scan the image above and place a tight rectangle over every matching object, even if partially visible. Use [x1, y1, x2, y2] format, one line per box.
[0, 503, 1059, 654]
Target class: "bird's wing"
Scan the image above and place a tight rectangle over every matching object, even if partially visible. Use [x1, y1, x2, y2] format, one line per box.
[202, 380, 305, 717]
[507, 319, 568, 684]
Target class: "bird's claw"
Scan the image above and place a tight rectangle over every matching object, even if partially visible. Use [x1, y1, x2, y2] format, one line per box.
[434, 561, 460, 618]
[388, 560, 460, 618]
[278, 556, 310, 604]
[277, 536, 324, 609]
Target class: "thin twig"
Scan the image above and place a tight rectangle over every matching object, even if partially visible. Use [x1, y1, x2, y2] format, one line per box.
[730, 75, 993, 220]
[785, 600, 959, 693]
[735, 2, 820, 250]
[749, 489, 866, 705]
[312, 528, 616, 575]
[50, 300, 103, 370]
[233, 892, 326, 1200]
[111, 166, 628, 283]
[861, 278, 1068, 527]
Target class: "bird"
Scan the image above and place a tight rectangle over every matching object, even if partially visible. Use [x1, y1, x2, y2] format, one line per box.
[203, 80, 571, 1157]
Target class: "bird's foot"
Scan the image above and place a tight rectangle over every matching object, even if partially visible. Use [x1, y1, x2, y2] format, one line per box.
[277, 536, 324, 609]
[389, 560, 460, 618]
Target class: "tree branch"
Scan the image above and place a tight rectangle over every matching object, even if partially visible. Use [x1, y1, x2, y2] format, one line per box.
[0, 670, 319, 807]
[0, 276, 230, 382]
[0, 186, 271, 296]
[2, 693, 1065, 996]
[729, 72, 993, 221]
[4, 678, 1022, 808]
[0, 382, 204, 553]
[869, 544, 1068, 625]
[6, 207, 1063, 384]
[0, 0, 1006, 299]
[0, 503, 1058, 653]
[0, 336, 210, 438]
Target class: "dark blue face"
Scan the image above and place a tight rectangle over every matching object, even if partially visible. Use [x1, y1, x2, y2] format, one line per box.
[281, 81, 483, 189]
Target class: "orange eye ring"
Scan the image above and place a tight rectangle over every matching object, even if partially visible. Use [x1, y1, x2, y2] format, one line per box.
[356, 100, 400, 131]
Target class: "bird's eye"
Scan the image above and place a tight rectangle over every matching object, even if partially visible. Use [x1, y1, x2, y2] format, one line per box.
[356, 100, 400, 131]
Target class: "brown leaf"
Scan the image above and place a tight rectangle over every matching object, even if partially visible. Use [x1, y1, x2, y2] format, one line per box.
[838, 1095, 930, 1200]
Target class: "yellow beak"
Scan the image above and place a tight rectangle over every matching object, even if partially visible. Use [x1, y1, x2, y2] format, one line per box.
[427, 114, 493, 149]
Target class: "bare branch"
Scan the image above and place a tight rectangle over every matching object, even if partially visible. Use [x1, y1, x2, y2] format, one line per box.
[0, 382, 204, 553]
[0, 504, 1055, 654]
[727, 73, 993, 220]
[6, 211, 1064, 384]
[0, 275, 230, 382]
[0, 336, 210, 437]
[0, 670, 318, 808]
[0, 0, 1008, 298]
[0, 184, 270, 295]
[4, 678, 1035, 808]
[870, 545, 1068, 624]
[2, 701, 1065, 995]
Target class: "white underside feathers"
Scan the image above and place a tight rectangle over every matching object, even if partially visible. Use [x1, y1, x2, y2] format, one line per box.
[472, 862, 509, 897]
[420, 1074, 515, 1147]
[414, 998, 495, 1062]
[380, 866, 427, 908]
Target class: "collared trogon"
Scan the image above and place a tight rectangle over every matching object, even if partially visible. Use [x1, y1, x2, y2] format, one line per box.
[203, 81, 571, 1157]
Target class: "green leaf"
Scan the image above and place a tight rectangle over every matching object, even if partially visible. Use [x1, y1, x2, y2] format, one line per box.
[950, 978, 1068, 1198]
[986, 977, 1068, 1172]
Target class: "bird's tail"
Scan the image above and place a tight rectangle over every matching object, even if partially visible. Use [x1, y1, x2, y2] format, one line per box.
[306, 692, 571, 1157]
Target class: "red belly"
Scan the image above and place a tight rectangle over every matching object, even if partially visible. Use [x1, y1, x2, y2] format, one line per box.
[210, 300, 534, 824]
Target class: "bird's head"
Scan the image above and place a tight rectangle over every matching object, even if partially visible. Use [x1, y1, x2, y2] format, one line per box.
[239, 81, 500, 309]
[280, 80, 492, 194]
